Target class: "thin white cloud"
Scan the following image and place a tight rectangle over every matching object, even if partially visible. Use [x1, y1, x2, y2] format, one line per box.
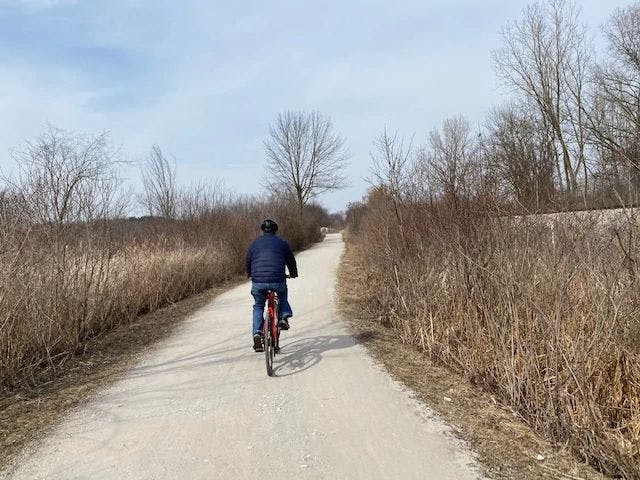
[6, 0, 78, 12]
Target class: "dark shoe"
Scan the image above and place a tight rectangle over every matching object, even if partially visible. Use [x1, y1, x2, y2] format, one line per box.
[278, 317, 290, 330]
[253, 333, 264, 352]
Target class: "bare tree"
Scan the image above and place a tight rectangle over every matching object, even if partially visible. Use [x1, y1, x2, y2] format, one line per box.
[590, 3, 640, 199]
[6, 126, 123, 226]
[140, 145, 178, 218]
[263, 111, 349, 215]
[486, 105, 556, 209]
[369, 129, 414, 201]
[178, 178, 229, 219]
[425, 115, 477, 206]
[368, 128, 414, 227]
[493, 0, 591, 193]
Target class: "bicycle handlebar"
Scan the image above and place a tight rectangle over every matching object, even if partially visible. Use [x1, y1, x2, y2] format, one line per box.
[248, 274, 296, 279]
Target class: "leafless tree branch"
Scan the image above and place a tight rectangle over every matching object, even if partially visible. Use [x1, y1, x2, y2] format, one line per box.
[263, 110, 349, 213]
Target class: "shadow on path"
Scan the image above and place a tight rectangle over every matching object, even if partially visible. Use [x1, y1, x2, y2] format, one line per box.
[272, 335, 355, 377]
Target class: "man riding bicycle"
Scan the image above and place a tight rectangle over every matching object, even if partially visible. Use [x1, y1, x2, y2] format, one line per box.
[245, 219, 298, 352]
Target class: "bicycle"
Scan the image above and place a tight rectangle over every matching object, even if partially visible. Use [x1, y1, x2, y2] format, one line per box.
[259, 274, 293, 376]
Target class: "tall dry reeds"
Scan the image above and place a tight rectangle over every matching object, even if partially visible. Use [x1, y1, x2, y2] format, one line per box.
[343, 196, 640, 478]
[0, 216, 238, 386]
[0, 206, 324, 390]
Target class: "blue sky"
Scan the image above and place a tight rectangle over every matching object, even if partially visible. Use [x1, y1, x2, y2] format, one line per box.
[0, 0, 632, 211]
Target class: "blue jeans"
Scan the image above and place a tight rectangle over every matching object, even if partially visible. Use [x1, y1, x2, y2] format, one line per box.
[251, 282, 293, 334]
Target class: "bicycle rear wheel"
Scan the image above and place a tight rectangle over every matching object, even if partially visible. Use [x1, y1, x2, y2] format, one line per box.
[274, 298, 281, 354]
[265, 324, 274, 376]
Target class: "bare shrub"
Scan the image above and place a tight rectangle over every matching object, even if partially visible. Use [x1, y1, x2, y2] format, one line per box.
[485, 106, 557, 210]
[369, 129, 414, 202]
[178, 179, 229, 219]
[424, 115, 479, 207]
[140, 144, 178, 219]
[343, 197, 640, 477]
[5, 126, 123, 225]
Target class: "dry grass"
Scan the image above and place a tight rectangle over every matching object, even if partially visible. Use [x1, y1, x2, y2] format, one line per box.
[0, 219, 244, 390]
[0, 204, 323, 391]
[343, 199, 640, 478]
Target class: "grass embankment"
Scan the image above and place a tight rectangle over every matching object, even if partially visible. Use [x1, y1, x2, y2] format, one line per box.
[341, 201, 640, 479]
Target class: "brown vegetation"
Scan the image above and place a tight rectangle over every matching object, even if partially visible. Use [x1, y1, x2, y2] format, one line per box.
[338, 257, 607, 479]
[0, 127, 326, 391]
[344, 198, 640, 477]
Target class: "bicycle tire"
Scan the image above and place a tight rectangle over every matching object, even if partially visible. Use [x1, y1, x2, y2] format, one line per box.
[265, 322, 274, 376]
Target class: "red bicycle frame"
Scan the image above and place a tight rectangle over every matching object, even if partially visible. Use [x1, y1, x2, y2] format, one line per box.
[263, 291, 279, 341]
[262, 290, 280, 376]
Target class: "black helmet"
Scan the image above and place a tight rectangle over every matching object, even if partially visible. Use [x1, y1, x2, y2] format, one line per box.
[260, 219, 278, 233]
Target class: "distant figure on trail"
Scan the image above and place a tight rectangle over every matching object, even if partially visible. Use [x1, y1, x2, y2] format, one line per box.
[245, 219, 298, 352]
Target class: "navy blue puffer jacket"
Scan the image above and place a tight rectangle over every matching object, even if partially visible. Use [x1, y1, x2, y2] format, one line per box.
[245, 233, 298, 283]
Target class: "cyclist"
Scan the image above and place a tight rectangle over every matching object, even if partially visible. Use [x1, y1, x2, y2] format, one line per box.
[245, 219, 298, 352]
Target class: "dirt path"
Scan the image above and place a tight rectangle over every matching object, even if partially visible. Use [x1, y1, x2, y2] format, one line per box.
[2, 234, 484, 480]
